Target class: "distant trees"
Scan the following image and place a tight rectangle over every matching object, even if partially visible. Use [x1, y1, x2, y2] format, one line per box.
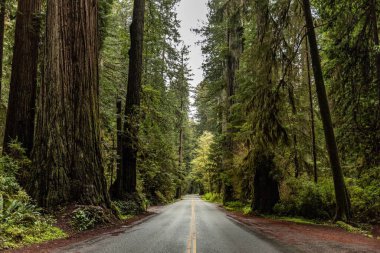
[3, 0, 41, 155]
[30, 0, 110, 208]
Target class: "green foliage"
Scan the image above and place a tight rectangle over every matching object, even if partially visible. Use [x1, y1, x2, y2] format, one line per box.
[0, 151, 65, 250]
[189, 132, 215, 194]
[202, 193, 222, 203]
[71, 206, 112, 231]
[346, 169, 380, 223]
[113, 199, 146, 218]
[274, 178, 336, 220]
[273, 216, 317, 225]
[336, 221, 363, 234]
[0, 218, 65, 250]
[224, 201, 251, 215]
[272, 174, 380, 223]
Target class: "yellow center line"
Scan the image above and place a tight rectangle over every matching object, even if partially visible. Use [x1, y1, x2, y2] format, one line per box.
[186, 199, 197, 253]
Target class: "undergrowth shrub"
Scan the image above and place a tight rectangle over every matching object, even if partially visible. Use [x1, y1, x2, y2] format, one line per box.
[225, 201, 252, 215]
[274, 171, 380, 223]
[202, 193, 222, 203]
[274, 178, 335, 220]
[71, 206, 112, 231]
[0, 143, 65, 250]
[347, 167, 380, 224]
[113, 192, 147, 219]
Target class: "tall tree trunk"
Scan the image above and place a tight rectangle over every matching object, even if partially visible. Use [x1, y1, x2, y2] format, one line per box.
[178, 120, 183, 168]
[31, 0, 110, 208]
[305, 39, 318, 183]
[116, 97, 122, 179]
[111, 96, 123, 195]
[302, 0, 350, 221]
[111, 0, 145, 198]
[222, 3, 243, 204]
[176, 49, 185, 199]
[252, 151, 279, 213]
[370, 0, 380, 114]
[294, 135, 300, 178]
[0, 0, 5, 103]
[3, 0, 41, 155]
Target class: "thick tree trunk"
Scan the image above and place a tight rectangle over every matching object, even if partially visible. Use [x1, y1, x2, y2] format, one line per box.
[222, 4, 244, 204]
[0, 0, 5, 102]
[110, 97, 123, 195]
[111, 0, 145, 198]
[117, 97, 122, 177]
[3, 0, 41, 155]
[31, 0, 110, 208]
[302, 0, 350, 221]
[252, 151, 279, 213]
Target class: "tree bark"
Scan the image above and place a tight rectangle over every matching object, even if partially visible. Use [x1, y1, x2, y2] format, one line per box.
[222, 2, 243, 204]
[116, 97, 122, 179]
[305, 39, 318, 183]
[252, 151, 279, 213]
[176, 49, 186, 199]
[111, 0, 145, 198]
[3, 0, 41, 155]
[31, 0, 110, 208]
[111, 96, 123, 195]
[302, 0, 350, 221]
[294, 135, 300, 178]
[0, 0, 5, 103]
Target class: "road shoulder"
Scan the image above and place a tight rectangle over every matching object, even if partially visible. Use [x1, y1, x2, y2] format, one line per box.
[220, 205, 380, 253]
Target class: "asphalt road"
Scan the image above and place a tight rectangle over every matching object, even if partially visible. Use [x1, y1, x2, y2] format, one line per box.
[58, 195, 289, 253]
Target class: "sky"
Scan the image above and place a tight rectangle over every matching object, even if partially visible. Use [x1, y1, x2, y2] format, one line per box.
[176, 0, 208, 89]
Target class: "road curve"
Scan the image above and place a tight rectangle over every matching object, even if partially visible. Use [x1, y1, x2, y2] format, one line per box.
[58, 195, 290, 253]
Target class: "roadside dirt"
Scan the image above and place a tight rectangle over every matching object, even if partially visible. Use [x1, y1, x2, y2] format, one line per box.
[226, 209, 380, 253]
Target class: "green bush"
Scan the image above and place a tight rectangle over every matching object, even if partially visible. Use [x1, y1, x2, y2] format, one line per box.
[113, 193, 147, 219]
[274, 178, 335, 220]
[71, 206, 111, 231]
[154, 190, 169, 204]
[274, 173, 380, 223]
[0, 147, 66, 250]
[202, 193, 222, 203]
[225, 201, 252, 214]
[347, 168, 380, 223]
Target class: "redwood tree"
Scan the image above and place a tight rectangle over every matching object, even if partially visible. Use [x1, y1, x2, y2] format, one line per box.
[111, 0, 145, 198]
[302, 0, 351, 221]
[31, 0, 110, 208]
[0, 0, 5, 102]
[3, 0, 41, 155]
